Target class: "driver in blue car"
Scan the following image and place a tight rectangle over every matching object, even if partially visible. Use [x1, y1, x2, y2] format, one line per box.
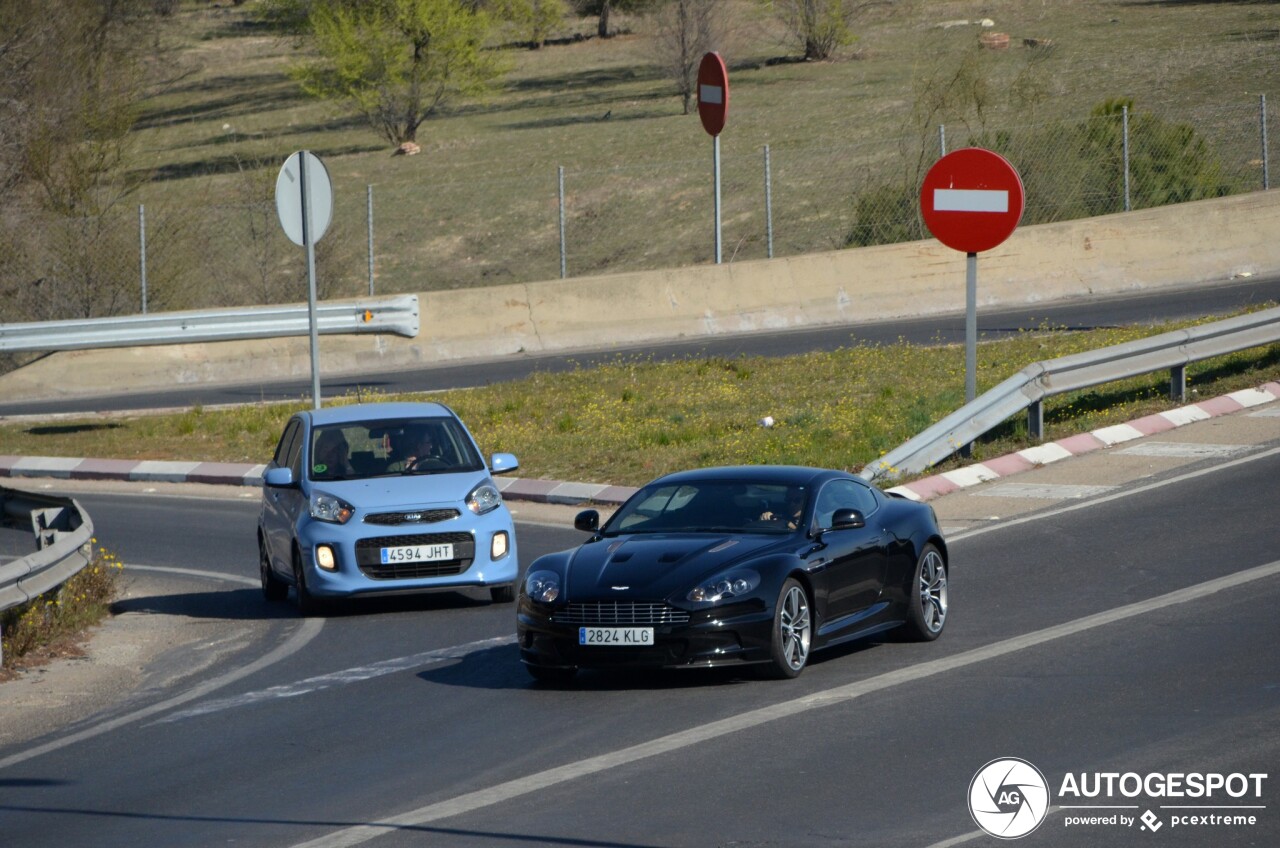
[388, 425, 438, 472]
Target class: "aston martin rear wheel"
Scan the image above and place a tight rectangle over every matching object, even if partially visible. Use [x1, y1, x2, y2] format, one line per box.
[764, 578, 811, 679]
[903, 544, 948, 641]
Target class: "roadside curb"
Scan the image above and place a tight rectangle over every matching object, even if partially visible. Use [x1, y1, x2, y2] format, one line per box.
[0, 453, 641, 507]
[884, 381, 1280, 502]
[1, 381, 1276, 508]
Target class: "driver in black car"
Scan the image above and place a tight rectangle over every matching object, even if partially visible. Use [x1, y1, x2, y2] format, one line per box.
[760, 487, 806, 530]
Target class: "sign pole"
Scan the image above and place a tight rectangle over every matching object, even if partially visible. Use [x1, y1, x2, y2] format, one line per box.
[300, 151, 322, 410]
[713, 134, 722, 264]
[965, 251, 977, 404]
[275, 150, 333, 411]
[919, 147, 1025, 459]
[962, 251, 979, 457]
[696, 52, 728, 266]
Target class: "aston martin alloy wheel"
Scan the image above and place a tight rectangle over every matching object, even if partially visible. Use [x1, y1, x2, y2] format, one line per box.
[905, 544, 948, 641]
[765, 578, 812, 679]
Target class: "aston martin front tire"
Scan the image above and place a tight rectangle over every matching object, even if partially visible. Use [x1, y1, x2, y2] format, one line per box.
[762, 577, 811, 679]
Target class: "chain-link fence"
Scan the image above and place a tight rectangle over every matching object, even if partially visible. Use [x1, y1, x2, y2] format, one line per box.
[0, 95, 1274, 327]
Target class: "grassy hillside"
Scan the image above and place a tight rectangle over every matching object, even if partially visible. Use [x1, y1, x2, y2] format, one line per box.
[119, 0, 1278, 303]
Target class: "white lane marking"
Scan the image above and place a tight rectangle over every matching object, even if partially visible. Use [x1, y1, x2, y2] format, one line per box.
[290, 558, 1280, 848]
[126, 563, 258, 586]
[934, 188, 1009, 213]
[0, 620, 323, 772]
[973, 483, 1116, 500]
[155, 636, 514, 723]
[949, 444, 1280, 544]
[1116, 442, 1254, 458]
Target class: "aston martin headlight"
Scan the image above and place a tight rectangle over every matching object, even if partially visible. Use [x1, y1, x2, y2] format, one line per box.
[525, 570, 561, 604]
[467, 481, 502, 515]
[309, 491, 354, 524]
[687, 570, 761, 604]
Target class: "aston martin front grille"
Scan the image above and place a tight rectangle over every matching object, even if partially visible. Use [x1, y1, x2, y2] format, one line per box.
[553, 601, 690, 626]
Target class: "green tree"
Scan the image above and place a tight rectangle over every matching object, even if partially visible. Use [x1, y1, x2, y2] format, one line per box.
[293, 0, 507, 146]
[1075, 98, 1234, 215]
[772, 0, 890, 61]
[496, 0, 567, 48]
[652, 0, 728, 114]
[0, 0, 170, 324]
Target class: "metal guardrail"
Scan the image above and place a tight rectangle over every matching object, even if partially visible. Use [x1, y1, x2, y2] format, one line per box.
[0, 295, 420, 353]
[0, 488, 94, 617]
[860, 305, 1280, 483]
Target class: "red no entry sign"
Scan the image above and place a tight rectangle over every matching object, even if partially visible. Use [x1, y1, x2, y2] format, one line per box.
[696, 52, 728, 137]
[920, 148, 1025, 253]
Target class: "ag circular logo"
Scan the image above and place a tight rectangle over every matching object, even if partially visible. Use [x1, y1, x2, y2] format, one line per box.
[968, 758, 1051, 839]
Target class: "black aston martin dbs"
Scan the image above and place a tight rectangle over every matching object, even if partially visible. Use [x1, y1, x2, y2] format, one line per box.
[516, 465, 949, 682]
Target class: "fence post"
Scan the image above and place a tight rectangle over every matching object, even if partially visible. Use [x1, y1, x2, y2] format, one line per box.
[1262, 94, 1270, 191]
[1170, 365, 1187, 402]
[367, 184, 375, 296]
[1027, 400, 1044, 442]
[139, 204, 148, 314]
[1122, 105, 1132, 211]
[558, 166, 567, 279]
[939, 124, 947, 158]
[763, 145, 774, 259]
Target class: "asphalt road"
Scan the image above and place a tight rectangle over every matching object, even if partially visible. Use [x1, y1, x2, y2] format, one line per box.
[0, 437, 1276, 847]
[2, 275, 1278, 417]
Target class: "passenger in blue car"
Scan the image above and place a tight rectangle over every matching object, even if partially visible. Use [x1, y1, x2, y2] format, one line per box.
[312, 428, 354, 480]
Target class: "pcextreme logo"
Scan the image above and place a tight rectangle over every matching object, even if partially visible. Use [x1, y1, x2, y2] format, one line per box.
[968, 759, 1270, 839]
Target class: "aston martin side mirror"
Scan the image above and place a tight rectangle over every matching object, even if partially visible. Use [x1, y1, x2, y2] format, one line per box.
[574, 509, 600, 533]
[829, 508, 866, 530]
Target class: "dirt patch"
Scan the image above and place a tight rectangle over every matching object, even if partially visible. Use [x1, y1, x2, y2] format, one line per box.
[0, 570, 262, 750]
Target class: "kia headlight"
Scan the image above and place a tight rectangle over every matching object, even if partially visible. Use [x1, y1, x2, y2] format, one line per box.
[467, 481, 502, 515]
[310, 491, 354, 524]
[525, 570, 561, 604]
[687, 570, 760, 604]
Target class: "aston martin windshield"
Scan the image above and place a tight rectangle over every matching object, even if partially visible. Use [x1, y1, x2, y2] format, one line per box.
[605, 480, 808, 536]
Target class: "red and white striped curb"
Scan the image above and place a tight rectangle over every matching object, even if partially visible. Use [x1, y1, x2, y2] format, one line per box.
[886, 381, 1280, 502]
[2, 382, 1275, 507]
[0, 453, 640, 507]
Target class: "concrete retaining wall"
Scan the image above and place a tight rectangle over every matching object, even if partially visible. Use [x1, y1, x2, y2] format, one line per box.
[3, 190, 1277, 402]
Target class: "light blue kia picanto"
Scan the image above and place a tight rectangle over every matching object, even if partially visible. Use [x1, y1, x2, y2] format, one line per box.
[257, 402, 519, 614]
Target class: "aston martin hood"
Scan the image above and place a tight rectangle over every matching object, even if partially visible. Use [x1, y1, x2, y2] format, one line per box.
[563, 533, 782, 600]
